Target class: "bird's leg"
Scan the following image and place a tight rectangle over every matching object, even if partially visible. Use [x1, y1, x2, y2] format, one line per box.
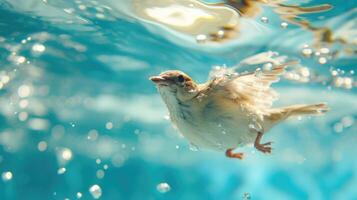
[254, 132, 272, 154]
[225, 148, 244, 159]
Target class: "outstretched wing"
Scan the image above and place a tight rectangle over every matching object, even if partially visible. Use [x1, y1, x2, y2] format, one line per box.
[225, 65, 286, 109]
[201, 52, 296, 117]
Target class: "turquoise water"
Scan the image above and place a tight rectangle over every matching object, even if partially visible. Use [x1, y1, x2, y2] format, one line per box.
[0, 0, 356, 199]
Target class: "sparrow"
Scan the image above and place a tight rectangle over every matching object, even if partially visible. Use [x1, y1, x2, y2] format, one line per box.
[150, 54, 329, 159]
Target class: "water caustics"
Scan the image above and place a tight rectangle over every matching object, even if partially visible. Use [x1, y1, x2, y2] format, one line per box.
[112, 0, 357, 55]
[116, 0, 241, 44]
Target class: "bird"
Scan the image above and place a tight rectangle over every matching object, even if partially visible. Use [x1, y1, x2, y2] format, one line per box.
[149, 55, 329, 159]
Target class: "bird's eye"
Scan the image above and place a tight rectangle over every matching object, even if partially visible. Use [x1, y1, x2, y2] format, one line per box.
[177, 75, 185, 83]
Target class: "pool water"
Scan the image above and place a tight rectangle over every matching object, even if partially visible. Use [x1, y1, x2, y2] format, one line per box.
[0, 0, 356, 199]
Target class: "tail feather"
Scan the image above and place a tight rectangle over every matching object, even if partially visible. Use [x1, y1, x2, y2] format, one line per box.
[267, 103, 329, 121]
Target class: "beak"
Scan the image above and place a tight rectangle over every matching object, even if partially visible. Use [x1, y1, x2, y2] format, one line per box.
[149, 75, 168, 85]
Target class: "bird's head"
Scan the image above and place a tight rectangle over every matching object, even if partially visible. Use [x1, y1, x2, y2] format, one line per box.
[150, 70, 199, 102]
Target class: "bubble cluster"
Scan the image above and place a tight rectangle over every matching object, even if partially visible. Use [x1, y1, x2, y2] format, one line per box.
[333, 116, 355, 133]
[300, 44, 335, 65]
[333, 76, 354, 89]
[284, 67, 311, 83]
[65, 0, 116, 22]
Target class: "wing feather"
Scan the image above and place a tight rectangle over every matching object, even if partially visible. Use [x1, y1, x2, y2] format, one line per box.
[200, 58, 297, 118]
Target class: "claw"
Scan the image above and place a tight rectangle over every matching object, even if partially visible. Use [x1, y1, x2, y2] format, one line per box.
[254, 132, 273, 154]
[255, 142, 272, 154]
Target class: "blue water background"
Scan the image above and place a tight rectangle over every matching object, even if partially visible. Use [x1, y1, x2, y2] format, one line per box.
[0, 0, 356, 199]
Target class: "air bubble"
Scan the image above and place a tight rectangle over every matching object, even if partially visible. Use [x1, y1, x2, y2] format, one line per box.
[96, 169, 105, 179]
[2, 171, 13, 182]
[105, 121, 113, 130]
[18, 112, 28, 121]
[78, 5, 86, 10]
[280, 22, 288, 28]
[217, 30, 225, 38]
[32, 43, 46, 53]
[318, 57, 327, 64]
[89, 184, 102, 199]
[76, 192, 83, 199]
[302, 48, 313, 57]
[196, 34, 207, 43]
[38, 141, 48, 151]
[60, 148, 73, 161]
[156, 182, 171, 193]
[57, 167, 66, 174]
[331, 70, 338, 76]
[320, 47, 330, 54]
[341, 116, 354, 127]
[19, 99, 29, 108]
[1, 75, 10, 84]
[260, 16, 269, 23]
[87, 129, 99, 141]
[18, 85, 31, 98]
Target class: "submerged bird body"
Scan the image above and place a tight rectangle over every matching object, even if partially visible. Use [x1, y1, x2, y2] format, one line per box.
[150, 54, 328, 158]
[160, 86, 257, 151]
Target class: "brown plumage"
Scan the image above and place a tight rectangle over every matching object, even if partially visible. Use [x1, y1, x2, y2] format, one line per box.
[150, 53, 329, 159]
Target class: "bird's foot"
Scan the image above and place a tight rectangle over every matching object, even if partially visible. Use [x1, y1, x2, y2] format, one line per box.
[254, 141, 272, 154]
[225, 148, 244, 159]
[254, 132, 273, 154]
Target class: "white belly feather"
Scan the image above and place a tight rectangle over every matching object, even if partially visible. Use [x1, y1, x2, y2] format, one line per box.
[174, 106, 258, 151]
[159, 87, 272, 151]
